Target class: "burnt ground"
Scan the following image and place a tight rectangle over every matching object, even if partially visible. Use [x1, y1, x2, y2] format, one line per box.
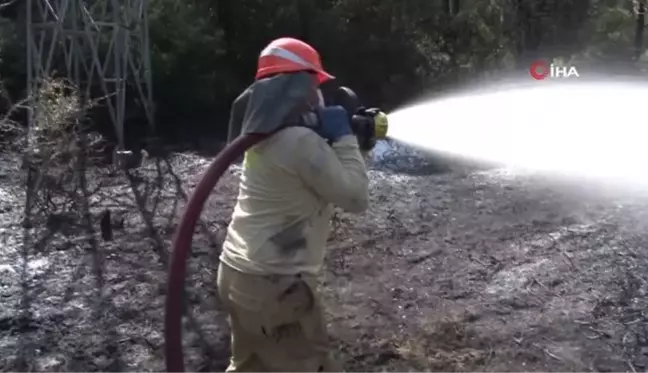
[1, 147, 648, 372]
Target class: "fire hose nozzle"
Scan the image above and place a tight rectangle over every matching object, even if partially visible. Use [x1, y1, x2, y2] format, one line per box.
[351, 108, 389, 151]
[373, 111, 389, 140]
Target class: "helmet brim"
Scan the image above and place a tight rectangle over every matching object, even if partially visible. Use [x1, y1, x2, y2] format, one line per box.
[316, 69, 335, 84]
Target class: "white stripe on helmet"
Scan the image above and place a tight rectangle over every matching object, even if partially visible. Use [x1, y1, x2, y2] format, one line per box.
[260, 45, 318, 71]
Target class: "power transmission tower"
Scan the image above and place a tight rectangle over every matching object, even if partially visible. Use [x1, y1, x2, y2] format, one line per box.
[634, 0, 646, 60]
[26, 0, 155, 150]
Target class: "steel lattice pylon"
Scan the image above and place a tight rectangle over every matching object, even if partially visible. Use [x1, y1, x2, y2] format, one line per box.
[26, 0, 154, 149]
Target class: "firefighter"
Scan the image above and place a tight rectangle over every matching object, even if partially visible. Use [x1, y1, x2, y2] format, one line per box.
[217, 37, 369, 372]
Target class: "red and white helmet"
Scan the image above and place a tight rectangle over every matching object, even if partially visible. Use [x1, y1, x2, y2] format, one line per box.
[255, 37, 334, 84]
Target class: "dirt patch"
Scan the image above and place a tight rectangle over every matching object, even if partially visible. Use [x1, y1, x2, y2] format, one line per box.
[1, 152, 648, 371]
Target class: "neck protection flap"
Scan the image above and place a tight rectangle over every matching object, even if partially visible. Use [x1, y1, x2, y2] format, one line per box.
[241, 72, 318, 135]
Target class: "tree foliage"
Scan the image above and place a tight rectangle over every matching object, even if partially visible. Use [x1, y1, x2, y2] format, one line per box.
[0, 0, 646, 146]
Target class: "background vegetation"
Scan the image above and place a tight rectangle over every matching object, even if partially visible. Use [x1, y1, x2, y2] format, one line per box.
[0, 0, 646, 148]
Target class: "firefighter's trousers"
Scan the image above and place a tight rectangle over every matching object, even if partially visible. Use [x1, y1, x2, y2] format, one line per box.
[217, 262, 340, 372]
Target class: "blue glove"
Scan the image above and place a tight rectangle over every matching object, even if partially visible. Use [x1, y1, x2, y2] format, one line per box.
[315, 105, 353, 143]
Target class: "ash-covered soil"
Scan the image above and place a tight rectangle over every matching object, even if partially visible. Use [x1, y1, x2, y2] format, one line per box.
[1, 143, 648, 372]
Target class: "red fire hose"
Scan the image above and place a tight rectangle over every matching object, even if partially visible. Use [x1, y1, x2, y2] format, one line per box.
[164, 133, 268, 372]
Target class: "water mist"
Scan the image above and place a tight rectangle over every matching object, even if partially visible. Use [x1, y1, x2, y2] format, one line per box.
[385, 82, 648, 187]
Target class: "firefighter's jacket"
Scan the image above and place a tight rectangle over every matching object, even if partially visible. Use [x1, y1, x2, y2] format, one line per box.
[220, 128, 369, 276]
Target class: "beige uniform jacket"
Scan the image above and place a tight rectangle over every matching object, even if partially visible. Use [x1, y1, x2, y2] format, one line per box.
[220, 127, 369, 276]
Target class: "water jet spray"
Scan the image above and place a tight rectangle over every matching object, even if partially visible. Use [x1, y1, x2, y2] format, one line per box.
[385, 82, 648, 187]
